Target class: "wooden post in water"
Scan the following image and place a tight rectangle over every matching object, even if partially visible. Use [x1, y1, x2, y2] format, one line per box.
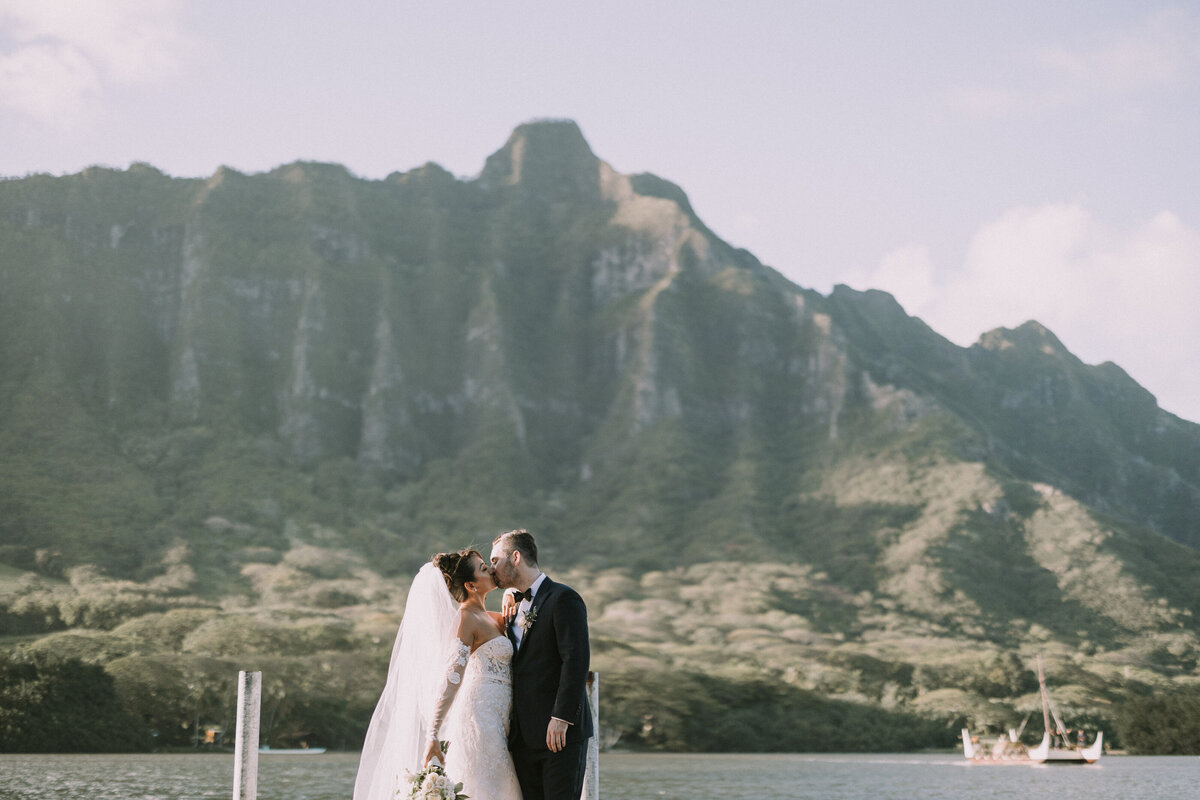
[582, 671, 599, 800]
[233, 670, 262, 800]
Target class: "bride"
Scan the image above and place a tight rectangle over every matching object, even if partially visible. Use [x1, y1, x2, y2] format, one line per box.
[354, 549, 522, 800]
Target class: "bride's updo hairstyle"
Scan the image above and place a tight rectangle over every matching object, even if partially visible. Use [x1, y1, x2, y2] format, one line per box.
[433, 549, 482, 603]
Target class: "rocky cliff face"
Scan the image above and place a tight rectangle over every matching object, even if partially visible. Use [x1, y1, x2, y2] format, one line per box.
[827, 286, 1200, 546]
[7, 122, 1200, 749]
[1, 119, 1197, 593]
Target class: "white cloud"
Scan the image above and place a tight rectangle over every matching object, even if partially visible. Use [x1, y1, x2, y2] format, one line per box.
[1037, 8, 1190, 93]
[858, 204, 1200, 423]
[951, 8, 1200, 117]
[866, 244, 938, 313]
[0, 0, 191, 125]
[0, 41, 100, 120]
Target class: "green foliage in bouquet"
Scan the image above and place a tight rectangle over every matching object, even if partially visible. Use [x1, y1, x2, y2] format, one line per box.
[404, 758, 469, 800]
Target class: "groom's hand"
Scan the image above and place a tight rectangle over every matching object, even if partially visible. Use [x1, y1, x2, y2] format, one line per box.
[546, 718, 570, 752]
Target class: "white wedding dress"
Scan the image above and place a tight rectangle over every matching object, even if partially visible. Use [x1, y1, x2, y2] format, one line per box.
[442, 636, 522, 800]
[354, 563, 521, 800]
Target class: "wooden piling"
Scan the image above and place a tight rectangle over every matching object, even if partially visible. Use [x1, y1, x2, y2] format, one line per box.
[233, 670, 262, 800]
[583, 671, 599, 800]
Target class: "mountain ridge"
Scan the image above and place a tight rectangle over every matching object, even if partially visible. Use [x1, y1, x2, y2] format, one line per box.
[2, 119, 1197, 560]
[1, 119, 1198, 752]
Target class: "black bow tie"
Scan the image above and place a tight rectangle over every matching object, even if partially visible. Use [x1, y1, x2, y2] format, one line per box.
[513, 588, 533, 603]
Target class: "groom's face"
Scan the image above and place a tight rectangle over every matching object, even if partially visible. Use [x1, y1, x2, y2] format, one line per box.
[490, 542, 516, 589]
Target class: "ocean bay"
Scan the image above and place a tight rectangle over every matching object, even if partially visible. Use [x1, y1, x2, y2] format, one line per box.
[2, 752, 1198, 800]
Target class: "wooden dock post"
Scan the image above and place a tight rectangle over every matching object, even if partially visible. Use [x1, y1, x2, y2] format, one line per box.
[583, 671, 599, 800]
[233, 670, 262, 800]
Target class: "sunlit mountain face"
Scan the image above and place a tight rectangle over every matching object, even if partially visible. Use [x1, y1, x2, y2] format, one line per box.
[1, 120, 1197, 753]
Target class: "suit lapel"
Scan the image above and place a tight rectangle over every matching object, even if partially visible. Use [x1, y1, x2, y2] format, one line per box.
[506, 614, 518, 649]
[529, 577, 554, 621]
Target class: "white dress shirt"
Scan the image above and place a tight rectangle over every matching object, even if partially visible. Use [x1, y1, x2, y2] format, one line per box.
[512, 571, 546, 650]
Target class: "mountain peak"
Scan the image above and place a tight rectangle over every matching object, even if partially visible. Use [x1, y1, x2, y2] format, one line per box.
[628, 173, 697, 218]
[478, 119, 601, 197]
[976, 320, 1068, 356]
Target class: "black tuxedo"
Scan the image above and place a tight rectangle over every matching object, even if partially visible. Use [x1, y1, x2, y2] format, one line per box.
[508, 575, 592, 800]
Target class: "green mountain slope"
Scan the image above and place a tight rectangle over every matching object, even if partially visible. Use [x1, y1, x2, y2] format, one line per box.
[1, 120, 1198, 752]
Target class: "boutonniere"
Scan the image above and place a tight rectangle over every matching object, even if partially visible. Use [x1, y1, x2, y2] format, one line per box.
[517, 606, 538, 633]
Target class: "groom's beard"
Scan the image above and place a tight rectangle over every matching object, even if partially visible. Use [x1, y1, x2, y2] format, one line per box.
[495, 563, 520, 589]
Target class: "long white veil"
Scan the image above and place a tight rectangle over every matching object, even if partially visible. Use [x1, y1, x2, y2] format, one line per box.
[354, 561, 457, 800]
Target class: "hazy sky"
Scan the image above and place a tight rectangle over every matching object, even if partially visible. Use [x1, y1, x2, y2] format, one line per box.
[2, 1, 1198, 422]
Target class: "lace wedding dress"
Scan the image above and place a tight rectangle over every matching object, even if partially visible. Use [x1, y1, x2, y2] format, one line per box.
[442, 636, 522, 800]
[354, 564, 521, 800]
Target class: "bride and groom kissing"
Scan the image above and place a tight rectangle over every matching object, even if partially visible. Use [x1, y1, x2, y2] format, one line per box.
[355, 529, 593, 800]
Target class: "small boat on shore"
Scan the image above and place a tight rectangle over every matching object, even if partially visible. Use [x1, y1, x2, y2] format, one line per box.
[962, 656, 1102, 765]
[258, 745, 327, 755]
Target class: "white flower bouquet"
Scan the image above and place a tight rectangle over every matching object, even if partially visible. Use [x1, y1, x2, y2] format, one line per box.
[401, 761, 468, 800]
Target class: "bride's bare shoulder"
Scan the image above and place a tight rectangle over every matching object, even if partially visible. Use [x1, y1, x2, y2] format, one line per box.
[456, 605, 495, 634]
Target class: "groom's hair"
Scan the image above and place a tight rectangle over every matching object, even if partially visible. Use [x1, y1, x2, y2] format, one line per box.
[494, 529, 538, 566]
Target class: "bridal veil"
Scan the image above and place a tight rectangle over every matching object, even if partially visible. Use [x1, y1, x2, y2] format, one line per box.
[354, 561, 458, 800]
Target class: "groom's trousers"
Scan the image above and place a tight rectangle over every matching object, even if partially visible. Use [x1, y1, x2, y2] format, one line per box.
[512, 738, 587, 800]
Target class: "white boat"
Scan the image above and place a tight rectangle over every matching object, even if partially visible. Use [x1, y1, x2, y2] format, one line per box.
[962, 656, 1102, 765]
[258, 745, 327, 755]
[1026, 729, 1102, 763]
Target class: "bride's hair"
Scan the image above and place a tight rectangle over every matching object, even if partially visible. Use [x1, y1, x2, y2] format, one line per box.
[432, 549, 482, 602]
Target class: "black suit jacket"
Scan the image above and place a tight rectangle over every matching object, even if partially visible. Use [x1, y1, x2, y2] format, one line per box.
[508, 576, 593, 750]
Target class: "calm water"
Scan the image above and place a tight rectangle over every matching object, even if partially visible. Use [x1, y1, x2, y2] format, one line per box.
[1, 752, 1198, 800]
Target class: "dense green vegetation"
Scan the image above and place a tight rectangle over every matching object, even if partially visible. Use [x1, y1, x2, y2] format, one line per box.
[0, 652, 150, 752]
[602, 668, 957, 752]
[1, 120, 1199, 754]
[1116, 689, 1200, 755]
[3, 554, 1195, 753]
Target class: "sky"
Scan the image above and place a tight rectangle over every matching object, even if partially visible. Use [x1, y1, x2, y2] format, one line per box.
[2, 1, 1198, 423]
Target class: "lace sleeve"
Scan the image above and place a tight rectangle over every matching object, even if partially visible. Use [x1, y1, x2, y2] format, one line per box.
[426, 639, 470, 743]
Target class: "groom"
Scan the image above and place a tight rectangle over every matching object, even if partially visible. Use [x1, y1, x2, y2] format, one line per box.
[490, 529, 592, 800]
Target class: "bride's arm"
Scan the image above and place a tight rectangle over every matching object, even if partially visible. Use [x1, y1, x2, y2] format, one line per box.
[423, 613, 473, 766]
[501, 587, 518, 622]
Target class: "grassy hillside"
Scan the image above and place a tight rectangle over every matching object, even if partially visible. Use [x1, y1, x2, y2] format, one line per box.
[2, 120, 1199, 752]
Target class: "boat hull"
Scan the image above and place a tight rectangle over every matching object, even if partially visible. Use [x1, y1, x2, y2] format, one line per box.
[1027, 731, 1102, 764]
[963, 729, 1101, 765]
